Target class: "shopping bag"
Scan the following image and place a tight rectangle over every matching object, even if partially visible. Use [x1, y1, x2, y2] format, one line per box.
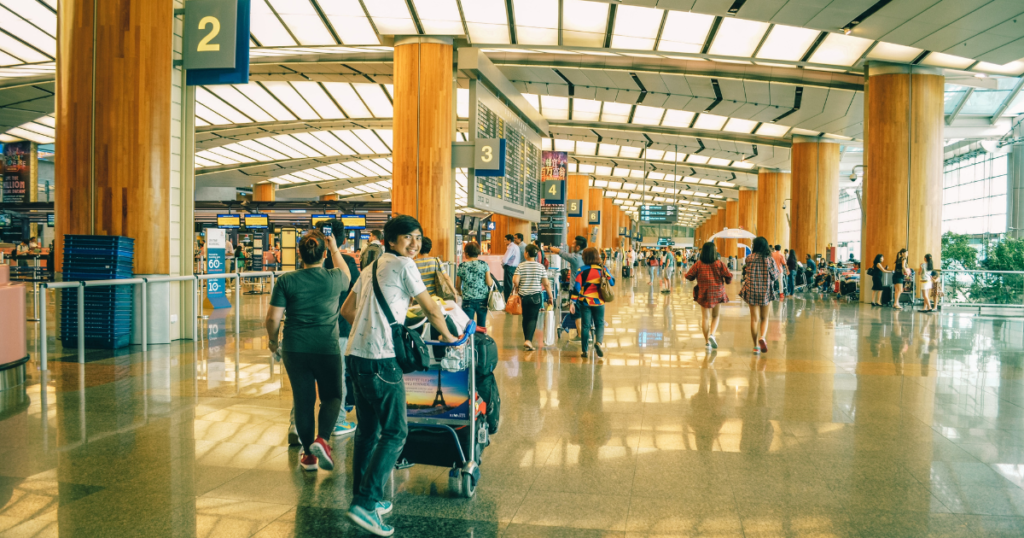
[487, 285, 505, 311]
[543, 309, 556, 346]
[505, 293, 523, 316]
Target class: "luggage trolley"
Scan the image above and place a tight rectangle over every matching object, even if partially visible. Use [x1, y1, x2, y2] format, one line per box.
[397, 321, 488, 498]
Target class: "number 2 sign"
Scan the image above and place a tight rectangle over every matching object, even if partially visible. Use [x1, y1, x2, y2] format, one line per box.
[184, 0, 238, 70]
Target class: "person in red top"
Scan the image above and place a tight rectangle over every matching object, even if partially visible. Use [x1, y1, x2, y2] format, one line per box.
[685, 242, 733, 349]
[570, 247, 615, 360]
[741, 237, 782, 353]
[771, 245, 788, 298]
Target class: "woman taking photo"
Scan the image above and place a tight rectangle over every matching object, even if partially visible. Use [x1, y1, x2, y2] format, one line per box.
[893, 248, 909, 310]
[869, 254, 890, 306]
[740, 237, 781, 353]
[685, 242, 733, 349]
[512, 244, 553, 350]
[455, 241, 493, 330]
[572, 247, 615, 359]
[917, 253, 935, 312]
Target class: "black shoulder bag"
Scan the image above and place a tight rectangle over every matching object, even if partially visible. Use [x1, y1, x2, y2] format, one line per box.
[370, 260, 431, 373]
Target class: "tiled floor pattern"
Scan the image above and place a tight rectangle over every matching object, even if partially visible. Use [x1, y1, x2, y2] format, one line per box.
[1, 267, 1024, 537]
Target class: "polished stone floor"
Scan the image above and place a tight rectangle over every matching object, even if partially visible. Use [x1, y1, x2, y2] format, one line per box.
[2, 267, 1024, 537]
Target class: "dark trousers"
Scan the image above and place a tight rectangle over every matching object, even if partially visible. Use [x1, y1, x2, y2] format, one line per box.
[579, 302, 606, 353]
[461, 298, 488, 329]
[521, 293, 543, 342]
[787, 272, 796, 294]
[502, 264, 516, 301]
[347, 355, 408, 512]
[282, 350, 343, 451]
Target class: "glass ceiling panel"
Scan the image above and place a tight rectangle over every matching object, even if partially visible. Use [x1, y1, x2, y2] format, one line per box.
[960, 89, 1011, 115]
[756, 25, 818, 62]
[251, 0, 298, 46]
[611, 5, 663, 51]
[412, 0, 465, 35]
[657, 11, 713, 54]
[808, 34, 871, 66]
[320, 0, 381, 45]
[708, 19, 770, 58]
[461, 0, 509, 44]
[943, 85, 969, 115]
[514, 0, 559, 45]
[561, 0, 608, 48]
[364, 0, 418, 35]
[267, 0, 336, 46]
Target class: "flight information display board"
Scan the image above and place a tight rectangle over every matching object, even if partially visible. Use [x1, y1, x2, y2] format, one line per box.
[469, 82, 542, 221]
[640, 206, 678, 224]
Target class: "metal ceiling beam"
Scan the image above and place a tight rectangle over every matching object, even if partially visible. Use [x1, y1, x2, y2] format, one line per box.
[991, 78, 1024, 125]
[195, 118, 393, 149]
[946, 87, 973, 126]
[196, 154, 392, 188]
[548, 120, 792, 148]
[570, 154, 757, 176]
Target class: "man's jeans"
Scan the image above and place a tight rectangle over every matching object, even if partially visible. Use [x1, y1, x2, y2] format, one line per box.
[347, 355, 408, 512]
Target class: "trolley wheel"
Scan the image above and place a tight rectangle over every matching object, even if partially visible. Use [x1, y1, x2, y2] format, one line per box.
[461, 470, 476, 498]
[448, 468, 462, 497]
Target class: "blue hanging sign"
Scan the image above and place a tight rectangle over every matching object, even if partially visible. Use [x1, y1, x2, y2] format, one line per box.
[204, 229, 232, 309]
[186, 0, 251, 86]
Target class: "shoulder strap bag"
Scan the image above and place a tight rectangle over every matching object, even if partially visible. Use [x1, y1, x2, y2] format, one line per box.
[435, 259, 458, 301]
[597, 267, 615, 303]
[370, 260, 431, 373]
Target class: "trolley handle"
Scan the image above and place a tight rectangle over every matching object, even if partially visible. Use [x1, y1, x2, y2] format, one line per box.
[425, 321, 476, 347]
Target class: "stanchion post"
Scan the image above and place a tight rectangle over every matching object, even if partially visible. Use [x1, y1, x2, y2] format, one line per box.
[77, 284, 85, 363]
[234, 275, 240, 339]
[192, 277, 198, 341]
[39, 285, 47, 371]
[141, 279, 148, 349]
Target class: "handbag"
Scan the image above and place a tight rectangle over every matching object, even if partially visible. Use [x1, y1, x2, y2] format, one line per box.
[505, 287, 523, 315]
[435, 260, 458, 301]
[487, 284, 505, 311]
[370, 260, 431, 374]
[543, 309, 556, 346]
[597, 268, 615, 303]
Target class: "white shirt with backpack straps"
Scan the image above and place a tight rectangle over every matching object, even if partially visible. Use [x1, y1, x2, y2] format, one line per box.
[345, 252, 427, 359]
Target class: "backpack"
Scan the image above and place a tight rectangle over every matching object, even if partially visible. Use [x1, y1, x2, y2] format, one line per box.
[360, 242, 383, 269]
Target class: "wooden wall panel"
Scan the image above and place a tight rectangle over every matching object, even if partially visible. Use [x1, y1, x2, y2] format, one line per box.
[588, 188, 604, 249]
[723, 200, 739, 259]
[567, 175, 590, 247]
[491, 215, 530, 256]
[865, 70, 944, 290]
[391, 42, 455, 261]
[254, 184, 276, 201]
[602, 197, 617, 249]
[738, 189, 756, 257]
[56, 0, 172, 274]
[790, 138, 840, 260]
[756, 170, 791, 249]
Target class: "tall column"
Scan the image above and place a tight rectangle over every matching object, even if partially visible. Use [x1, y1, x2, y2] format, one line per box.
[864, 63, 944, 284]
[56, 0, 172, 274]
[756, 169, 791, 249]
[491, 215, 530, 255]
[724, 200, 739, 258]
[392, 37, 454, 261]
[1007, 123, 1024, 239]
[602, 197, 617, 249]
[790, 136, 840, 260]
[588, 188, 604, 250]
[254, 184, 276, 202]
[318, 194, 339, 202]
[567, 174, 590, 246]
[738, 188, 757, 257]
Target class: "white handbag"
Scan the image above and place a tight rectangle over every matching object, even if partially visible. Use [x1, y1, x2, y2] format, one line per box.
[543, 309, 556, 347]
[487, 285, 506, 311]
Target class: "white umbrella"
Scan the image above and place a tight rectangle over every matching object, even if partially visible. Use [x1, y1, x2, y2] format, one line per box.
[708, 227, 756, 240]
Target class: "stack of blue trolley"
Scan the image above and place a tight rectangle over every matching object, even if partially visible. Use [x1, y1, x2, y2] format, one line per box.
[60, 235, 134, 349]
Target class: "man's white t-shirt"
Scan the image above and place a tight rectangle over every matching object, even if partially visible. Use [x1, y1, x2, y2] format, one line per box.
[345, 252, 427, 359]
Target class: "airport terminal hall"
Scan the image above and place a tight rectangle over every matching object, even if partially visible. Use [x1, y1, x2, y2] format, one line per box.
[5, 0, 1024, 536]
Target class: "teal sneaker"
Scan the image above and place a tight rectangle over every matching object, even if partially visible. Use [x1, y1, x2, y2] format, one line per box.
[347, 505, 394, 537]
[332, 420, 357, 437]
[376, 500, 393, 516]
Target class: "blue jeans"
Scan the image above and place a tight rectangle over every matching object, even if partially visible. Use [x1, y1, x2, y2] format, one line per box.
[579, 302, 605, 353]
[787, 272, 795, 294]
[461, 298, 488, 329]
[347, 355, 408, 512]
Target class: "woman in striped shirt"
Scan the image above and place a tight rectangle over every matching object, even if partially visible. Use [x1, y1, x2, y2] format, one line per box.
[512, 243, 552, 351]
[571, 247, 616, 359]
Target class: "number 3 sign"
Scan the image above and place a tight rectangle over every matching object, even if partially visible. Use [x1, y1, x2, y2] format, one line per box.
[184, 0, 238, 70]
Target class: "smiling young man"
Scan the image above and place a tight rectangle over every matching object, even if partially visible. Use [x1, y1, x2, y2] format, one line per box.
[340, 215, 457, 537]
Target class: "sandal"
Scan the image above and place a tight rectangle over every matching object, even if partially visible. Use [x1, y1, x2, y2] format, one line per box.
[524, 342, 536, 351]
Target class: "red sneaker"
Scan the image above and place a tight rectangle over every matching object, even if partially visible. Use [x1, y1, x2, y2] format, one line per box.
[299, 451, 318, 471]
[310, 437, 334, 471]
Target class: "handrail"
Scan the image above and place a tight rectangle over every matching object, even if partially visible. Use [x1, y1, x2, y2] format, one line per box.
[425, 321, 477, 347]
[942, 269, 1024, 275]
[941, 268, 1024, 310]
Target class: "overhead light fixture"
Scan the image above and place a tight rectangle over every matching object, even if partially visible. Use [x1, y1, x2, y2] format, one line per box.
[843, 28, 852, 35]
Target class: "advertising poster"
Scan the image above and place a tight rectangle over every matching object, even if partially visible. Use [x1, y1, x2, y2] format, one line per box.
[538, 151, 568, 248]
[2, 141, 36, 204]
[204, 228, 232, 309]
[404, 369, 471, 420]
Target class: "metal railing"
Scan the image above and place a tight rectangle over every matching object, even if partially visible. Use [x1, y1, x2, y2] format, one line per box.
[942, 269, 1024, 309]
[37, 271, 277, 370]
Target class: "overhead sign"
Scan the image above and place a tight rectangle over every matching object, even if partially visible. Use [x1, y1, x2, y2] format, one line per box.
[566, 199, 582, 217]
[186, 0, 251, 86]
[619, 227, 627, 236]
[217, 214, 240, 228]
[538, 151, 568, 249]
[341, 214, 366, 229]
[243, 214, 268, 228]
[588, 210, 601, 225]
[474, 138, 506, 176]
[640, 205, 678, 224]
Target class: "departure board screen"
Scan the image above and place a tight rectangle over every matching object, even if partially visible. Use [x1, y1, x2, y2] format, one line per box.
[468, 82, 542, 222]
[640, 206, 678, 224]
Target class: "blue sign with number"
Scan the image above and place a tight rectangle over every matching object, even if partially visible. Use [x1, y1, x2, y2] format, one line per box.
[186, 0, 250, 86]
[205, 248, 232, 309]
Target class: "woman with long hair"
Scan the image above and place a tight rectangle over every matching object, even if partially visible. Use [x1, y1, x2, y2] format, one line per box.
[685, 242, 733, 349]
[892, 248, 909, 310]
[571, 247, 615, 359]
[918, 253, 934, 312]
[786, 249, 798, 295]
[869, 254, 890, 306]
[740, 237, 781, 353]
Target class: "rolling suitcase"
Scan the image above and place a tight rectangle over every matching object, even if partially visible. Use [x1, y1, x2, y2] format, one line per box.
[621, 265, 630, 278]
[543, 309, 556, 347]
[473, 332, 501, 434]
[881, 286, 893, 306]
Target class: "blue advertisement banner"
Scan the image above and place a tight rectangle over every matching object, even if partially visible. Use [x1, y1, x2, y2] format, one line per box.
[404, 369, 471, 420]
[205, 247, 232, 309]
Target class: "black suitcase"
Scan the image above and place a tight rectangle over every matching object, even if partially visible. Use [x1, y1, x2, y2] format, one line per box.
[474, 332, 500, 433]
[881, 286, 893, 305]
[840, 281, 857, 295]
[621, 266, 630, 278]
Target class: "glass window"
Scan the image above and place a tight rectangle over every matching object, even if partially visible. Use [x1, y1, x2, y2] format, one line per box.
[942, 153, 1008, 235]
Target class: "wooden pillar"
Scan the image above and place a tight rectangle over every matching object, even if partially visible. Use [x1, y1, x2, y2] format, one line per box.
[602, 197, 617, 249]
[756, 169, 791, 249]
[724, 200, 739, 259]
[790, 136, 840, 260]
[738, 188, 757, 257]
[864, 63, 944, 294]
[56, 0, 172, 274]
[588, 188, 603, 250]
[491, 214, 530, 256]
[254, 184, 277, 202]
[391, 37, 454, 261]
[318, 193, 339, 202]
[567, 174, 590, 247]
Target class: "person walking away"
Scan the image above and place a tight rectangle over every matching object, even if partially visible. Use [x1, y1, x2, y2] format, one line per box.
[360, 229, 384, 269]
[340, 215, 457, 537]
[685, 242, 732, 349]
[265, 230, 352, 473]
[500, 234, 522, 302]
[786, 250, 798, 295]
[661, 247, 676, 293]
[805, 254, 817, 290]
[414, 237, 445, 297]
[571, 247, 615, 360]
[513, 244, 553, 350]
[741, 237, 781, 354]
[547, 236, 587, 340]
[868, 254, 889, 306]
[892, 248, 909, 311]
[771, 245, 787, 299]
[456, 241, 493, 330]
[918, 253, 934, 312]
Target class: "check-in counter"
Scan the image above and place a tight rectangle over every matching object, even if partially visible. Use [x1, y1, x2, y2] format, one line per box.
[0, 265, 28, 391]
